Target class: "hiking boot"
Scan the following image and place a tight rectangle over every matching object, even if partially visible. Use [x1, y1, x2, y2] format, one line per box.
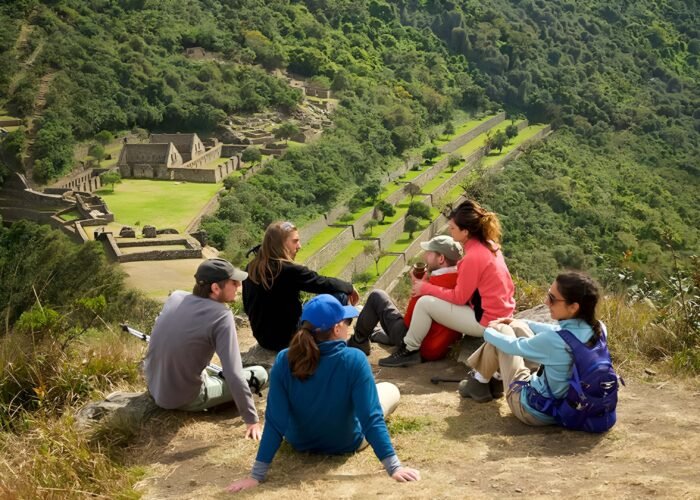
[369, 327, 392, 345]
[490, 377, 504, 399]
[347, 334, 370, 356]
[378, 344, 421, 367]
[458, 372, 493, 403]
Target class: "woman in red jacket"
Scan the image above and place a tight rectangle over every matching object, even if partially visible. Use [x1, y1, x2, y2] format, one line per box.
[379, 199, 515, 368]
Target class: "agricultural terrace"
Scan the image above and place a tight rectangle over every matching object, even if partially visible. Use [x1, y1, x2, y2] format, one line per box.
[297, 113, 501, 262]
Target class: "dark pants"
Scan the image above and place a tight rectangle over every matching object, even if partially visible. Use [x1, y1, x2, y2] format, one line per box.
[354, 290, 407, 346]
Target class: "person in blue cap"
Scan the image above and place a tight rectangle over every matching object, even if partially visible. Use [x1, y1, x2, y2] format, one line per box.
[226, 294, 421, 492]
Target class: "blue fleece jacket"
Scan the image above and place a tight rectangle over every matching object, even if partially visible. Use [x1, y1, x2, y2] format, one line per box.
[483, 318, 595, 423]
[253, 340, 398, 480]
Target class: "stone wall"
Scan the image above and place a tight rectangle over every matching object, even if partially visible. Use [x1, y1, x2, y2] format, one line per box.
[429, 149, 486, 206]
[376, 216, 408, 250]
[441, 112, 506, 153]
[221, 145, 243, 157]
[18, 188, 72, 209]
[117, 238, 193, 248]
[52, 169, 103, 193]
[303, 226, 354, 271]
[335, 242, 377, 282]
[373, 253, 407, 290]
[0, 119, 22, 127]
[305, 87, 332, 98]
[180, 144, 222, 170]
[118, 248, 202, 263]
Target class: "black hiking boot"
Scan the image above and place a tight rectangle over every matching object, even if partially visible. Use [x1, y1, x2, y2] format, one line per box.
[490, 377, 504, 399]
[458, 371, 493, 403]
[378, 344, 421, 367]
[347, 334, 370, 356]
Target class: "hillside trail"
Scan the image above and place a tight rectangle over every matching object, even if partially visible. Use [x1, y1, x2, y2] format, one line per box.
[130, 325, 700, 499]
[22, 71, 55, 186]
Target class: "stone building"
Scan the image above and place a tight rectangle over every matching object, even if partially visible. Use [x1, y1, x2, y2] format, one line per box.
[117, 133, 238, 183]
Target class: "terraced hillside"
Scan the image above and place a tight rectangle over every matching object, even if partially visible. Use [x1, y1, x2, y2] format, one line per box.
[296, 116, 550, 290]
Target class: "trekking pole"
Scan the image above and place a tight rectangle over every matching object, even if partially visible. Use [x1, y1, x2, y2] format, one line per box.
[120, 323, 225, 379]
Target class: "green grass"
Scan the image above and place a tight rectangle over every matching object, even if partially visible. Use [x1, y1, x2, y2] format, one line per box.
[387, 415, 433, 435]
[58, 209, 81, 221]
[451, 119, 522, 158]
[96, 179, 221, 232]
[434, 113, 498, 147]
[482, 124, 547, 166]
[421, 170, 454, 194]
[319, 240, 367, 277]
[296, 225, 346, 263]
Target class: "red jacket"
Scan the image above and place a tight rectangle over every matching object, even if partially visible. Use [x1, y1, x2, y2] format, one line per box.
[404, 268, 461, 360]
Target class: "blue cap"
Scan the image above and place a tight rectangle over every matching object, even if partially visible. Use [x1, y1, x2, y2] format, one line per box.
[301, 294, 359, 332]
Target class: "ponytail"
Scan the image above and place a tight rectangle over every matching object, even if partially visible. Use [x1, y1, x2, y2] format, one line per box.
[555, 271, 602, 343]
[479, 211, 502, 252]
[449, 199, 502, 253]
[287, 321, 333, 380]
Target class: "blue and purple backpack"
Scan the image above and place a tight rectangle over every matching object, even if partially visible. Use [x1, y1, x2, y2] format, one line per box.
[525, 323, 623, 433]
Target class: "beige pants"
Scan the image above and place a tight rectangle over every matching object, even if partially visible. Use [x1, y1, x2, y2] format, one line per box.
[404, 296, 485, 351]
[467, 320, 548, 426]
[357, 382, 400, 450]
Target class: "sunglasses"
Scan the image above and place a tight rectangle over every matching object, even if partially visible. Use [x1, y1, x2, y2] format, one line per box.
[343, 318, 353, 326]
[280, 221, 296, 232]
[546, 291, 566, 304]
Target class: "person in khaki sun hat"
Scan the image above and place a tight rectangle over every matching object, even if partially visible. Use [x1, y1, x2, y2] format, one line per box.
[379, 199, 515, 370]
[347, 235, 463, 362]
[144, 258, 267, 440]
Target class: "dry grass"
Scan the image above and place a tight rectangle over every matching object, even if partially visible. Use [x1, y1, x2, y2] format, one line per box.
[0, 413, 145, 499]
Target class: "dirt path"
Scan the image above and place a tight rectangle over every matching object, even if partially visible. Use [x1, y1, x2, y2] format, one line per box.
[129, 326, 700, 499]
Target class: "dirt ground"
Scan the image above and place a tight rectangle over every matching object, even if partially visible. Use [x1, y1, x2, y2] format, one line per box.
[127, 324, 700, 500]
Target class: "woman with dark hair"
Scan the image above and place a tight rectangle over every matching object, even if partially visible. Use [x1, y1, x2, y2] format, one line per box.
[226, 295, 420, 492]
[460, 271, 607, 423]
[379, 199, 515, 368]
[243, 221, 359, 352]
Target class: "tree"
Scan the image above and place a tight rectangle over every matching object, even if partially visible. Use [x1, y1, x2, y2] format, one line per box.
[273, 121, 300, 144]
[443, 121, 455, 136]
[89, 143, 105, 164]
[403, 215, 420, 239]
[351, 270, 374, 288]
[422, 145, 440, 164]
[483, 131, 495, 154]
[404, 182, 422, 202]
[407, 201, 431, 220]
[363, 219, 379, 236]
[241, 146, 262, 166]
[100, 170, 121, 192]
[492, 130, 508, 153]
[448, 154, 462, 173]
[223, 174, 240, 190]
[361, 183, 382, 203]
[94, 130, 113, 145]
[374, 200, 396, 223]
[505, 123, 519, 141]
[363, 243, 386, 276]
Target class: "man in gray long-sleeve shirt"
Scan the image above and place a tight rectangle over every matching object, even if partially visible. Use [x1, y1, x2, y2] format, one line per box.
[144, 258, 267, 440]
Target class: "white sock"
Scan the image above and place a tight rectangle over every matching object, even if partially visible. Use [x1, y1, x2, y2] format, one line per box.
[492, 371, 502, 381]
[473, 371, 489, 384]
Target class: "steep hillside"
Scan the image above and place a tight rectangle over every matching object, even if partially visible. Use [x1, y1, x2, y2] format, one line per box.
[0, 0, 698, 282]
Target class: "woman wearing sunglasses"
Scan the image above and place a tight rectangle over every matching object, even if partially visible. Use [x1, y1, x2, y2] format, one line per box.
[226, 295, 420, 492]
[244, 221, 359, 353]
[460, 270, 605, 424]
